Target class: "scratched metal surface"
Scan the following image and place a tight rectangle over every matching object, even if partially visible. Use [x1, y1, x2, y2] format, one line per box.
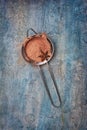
[0, 0, 87, 130]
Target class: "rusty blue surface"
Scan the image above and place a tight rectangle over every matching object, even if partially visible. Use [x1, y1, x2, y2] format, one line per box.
[0, 0, 87, 130]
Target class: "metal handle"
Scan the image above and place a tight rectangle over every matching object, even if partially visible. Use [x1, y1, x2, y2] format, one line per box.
[47, 62, 62, 106]
[38, 64, 62, 108]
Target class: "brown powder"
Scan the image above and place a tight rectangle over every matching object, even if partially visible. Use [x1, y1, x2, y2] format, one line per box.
[23, 33, 52, 63]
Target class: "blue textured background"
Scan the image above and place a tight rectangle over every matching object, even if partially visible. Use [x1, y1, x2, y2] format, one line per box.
[0, 0, 87, 130]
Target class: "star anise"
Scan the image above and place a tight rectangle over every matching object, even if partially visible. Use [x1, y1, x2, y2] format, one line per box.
[38, 49, 50, 61]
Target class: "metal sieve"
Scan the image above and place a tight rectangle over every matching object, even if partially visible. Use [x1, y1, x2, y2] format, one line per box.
[22, 28, 62, 108]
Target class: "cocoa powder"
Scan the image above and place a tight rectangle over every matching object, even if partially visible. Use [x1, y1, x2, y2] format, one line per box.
[22, 33, 52, 63]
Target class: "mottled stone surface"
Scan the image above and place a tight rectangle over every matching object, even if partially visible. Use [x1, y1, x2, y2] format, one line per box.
[0, 0, 87, 130]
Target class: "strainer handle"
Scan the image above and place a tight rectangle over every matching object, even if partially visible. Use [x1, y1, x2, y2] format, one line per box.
[47, 62, 62, 106]
[38, 64, 62, 108]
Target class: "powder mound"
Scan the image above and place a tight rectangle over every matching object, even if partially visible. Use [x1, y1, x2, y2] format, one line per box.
[23, 33, 52, 63]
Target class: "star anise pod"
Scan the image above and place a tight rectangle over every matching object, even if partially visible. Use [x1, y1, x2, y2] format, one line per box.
[38, 49, 50, 61]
